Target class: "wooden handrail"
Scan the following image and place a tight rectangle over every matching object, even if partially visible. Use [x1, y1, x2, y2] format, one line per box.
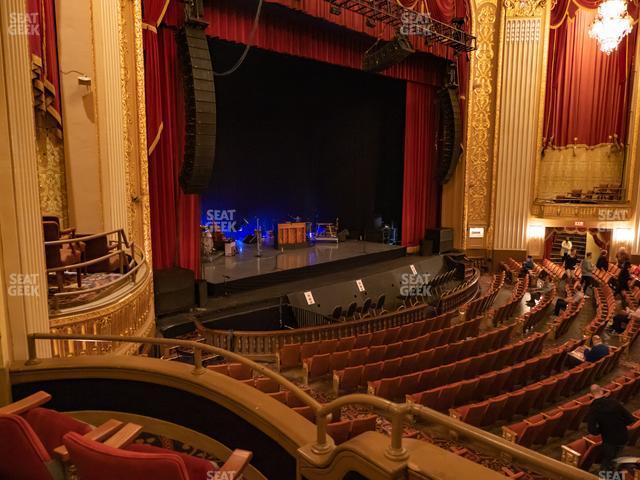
[48, 244, 144, 312]
[197, 269, 481, 357]
[24, 332, 594, 479]
[44, 228, 129, 247]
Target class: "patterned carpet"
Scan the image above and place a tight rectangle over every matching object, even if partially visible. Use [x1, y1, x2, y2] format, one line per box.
[48, 271, 124, 310]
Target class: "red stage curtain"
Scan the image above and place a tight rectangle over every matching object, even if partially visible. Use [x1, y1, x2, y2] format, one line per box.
[203, 0, 446, 86]
[544, 0, 638, 147]
[260, 0, 465, 59]
[402, 82, 440, 247]
[26, 0, 62, 131]
[145, 0, 201, 276]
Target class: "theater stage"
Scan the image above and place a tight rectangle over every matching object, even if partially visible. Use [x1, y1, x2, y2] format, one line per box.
[202, 240, 406, 295]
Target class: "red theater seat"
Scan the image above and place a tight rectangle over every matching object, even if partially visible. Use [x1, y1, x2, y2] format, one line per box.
[327, 420, 352, 445]
[64, 429, 252, 480]
[277, 344, 301, 370]
[0, 414, 59, 480]
[362, 362, 384, 383]
[254, 377, 280, 393]
[350, 415, 377, 437]
[227, 363, 252, 381]
[353, 333, 371, 349]
[336, 336, 356, 351]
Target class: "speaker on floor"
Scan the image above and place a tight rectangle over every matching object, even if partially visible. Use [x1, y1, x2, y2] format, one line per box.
[425, 228, 454, 255]
[177, 24, 216, 194]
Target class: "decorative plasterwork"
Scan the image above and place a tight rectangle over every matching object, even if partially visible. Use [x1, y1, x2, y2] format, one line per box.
[504, 0, 547, 17]
[464, 2, 497, 232]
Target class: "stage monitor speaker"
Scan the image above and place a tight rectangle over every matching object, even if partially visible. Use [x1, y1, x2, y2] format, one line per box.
[363, 34, 415, 73]
[177, 25, 216, 194]
[425, 228, 454, 255]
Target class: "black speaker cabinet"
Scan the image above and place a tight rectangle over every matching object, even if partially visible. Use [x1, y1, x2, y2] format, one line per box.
[177, 25, 216, 194]
[425, 228, 454, 255]
[153, 268, 196, 317]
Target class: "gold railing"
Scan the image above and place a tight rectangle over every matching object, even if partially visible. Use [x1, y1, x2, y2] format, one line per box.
[197, 269, 480, 357]
[25, 333, 595, 480]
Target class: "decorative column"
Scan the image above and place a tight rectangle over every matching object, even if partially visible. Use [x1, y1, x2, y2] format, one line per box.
[459, 0, 499, 253]
[92, 0, 129, 233]
[0, 0, 52, 359]
[491, 0, 547, 263]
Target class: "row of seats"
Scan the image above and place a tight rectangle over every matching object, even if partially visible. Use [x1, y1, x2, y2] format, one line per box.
[436, 268, 479, 313]
[366, 328, 544, 400]
[489, 276, 530, 326]
[551, 296, 585, 339]
[407, 340, 576, 412]
[0, 391, 252, 480]
[307, 321, 513, 383]
[623, 285, 640, 309]
[505, 369, 640, 448]
[332, 323, 516, 393]
[290, 405, 378, 445]
[561, 412, 640, 470]
[451, 346, 623, 427]
[460, 271, 505, 320]
[522, 285, 557, 332]
[541, 258, 566, 281]
[207, 362, 252, 380]
[276, 311, 455, 370]
[584, 285, 615, 335]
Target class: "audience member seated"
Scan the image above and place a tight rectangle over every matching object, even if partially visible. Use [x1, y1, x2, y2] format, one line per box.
[587, 384, 636, 472]
[553, 284, 584, 316]
[584, 335, 610, 363]
[617, 247, 631, 269]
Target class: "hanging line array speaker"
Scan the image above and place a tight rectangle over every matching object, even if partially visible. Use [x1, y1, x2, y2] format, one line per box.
[177, 24, 216, 194]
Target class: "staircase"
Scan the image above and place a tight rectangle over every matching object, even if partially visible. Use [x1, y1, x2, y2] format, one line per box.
[549, 233, 586, 263]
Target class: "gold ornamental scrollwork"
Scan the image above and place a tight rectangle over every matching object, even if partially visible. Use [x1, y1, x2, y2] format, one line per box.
[465, 2, 497, 227]
[504, 0, 546, 17]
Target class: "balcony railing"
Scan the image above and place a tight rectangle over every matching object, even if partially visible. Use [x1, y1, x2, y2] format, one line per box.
[24, 332, 595, 480]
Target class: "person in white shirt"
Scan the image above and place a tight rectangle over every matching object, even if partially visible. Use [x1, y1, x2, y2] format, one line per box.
[561, 238, 573, 257]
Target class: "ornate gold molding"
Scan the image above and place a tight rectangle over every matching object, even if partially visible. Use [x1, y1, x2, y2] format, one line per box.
[49, 270, 153, 357]
[463, 2, 497, 246]
[504, 0, 547, 17]
[132, 0, 153, 264]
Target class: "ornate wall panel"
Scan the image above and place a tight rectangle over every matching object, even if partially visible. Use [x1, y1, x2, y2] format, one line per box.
[462, 1, 498, 249]
[36, 122, 69, 226]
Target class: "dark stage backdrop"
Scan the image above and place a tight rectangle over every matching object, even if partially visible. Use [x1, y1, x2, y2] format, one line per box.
[202, 39, 406, 239]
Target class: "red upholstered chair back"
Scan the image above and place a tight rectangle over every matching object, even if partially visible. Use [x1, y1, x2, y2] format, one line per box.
[0, 413, 55, 480]
[63, 431, 191, 480]
[24, 407, 92, 455]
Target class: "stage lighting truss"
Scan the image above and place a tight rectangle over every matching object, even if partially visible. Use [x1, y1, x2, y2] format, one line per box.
[325, 0, 476, 52]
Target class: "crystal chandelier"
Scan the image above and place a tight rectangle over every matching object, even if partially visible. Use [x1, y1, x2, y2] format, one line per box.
[588, 0, 633, 54]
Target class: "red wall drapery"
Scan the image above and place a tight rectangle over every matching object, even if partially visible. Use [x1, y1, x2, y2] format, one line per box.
[402, 82, 440, 247]
[544, 0, 638, 147]
[26, 0, 62, 129]
[144, 0, 201, 276]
